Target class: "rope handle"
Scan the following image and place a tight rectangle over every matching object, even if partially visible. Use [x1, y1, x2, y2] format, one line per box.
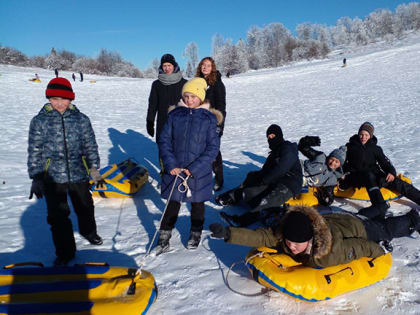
[224, 254, 271, 297]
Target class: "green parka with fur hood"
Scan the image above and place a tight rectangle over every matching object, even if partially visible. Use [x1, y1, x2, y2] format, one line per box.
[227, 205, 385, 267]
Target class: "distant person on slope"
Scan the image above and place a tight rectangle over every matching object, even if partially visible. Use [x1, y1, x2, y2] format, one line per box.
[196, 57, 226, 191]
[342, 58, 347, 67]
[72, 73, 76, 81]
[216, 124, 302, 227]
[154, 78, 221, 254]
[27, 78, 104, 266]
[339, 122, 420, 219]
[79, 72, 83, 82]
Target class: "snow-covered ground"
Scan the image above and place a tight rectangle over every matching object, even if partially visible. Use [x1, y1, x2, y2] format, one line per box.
[1, 33, 420, 314]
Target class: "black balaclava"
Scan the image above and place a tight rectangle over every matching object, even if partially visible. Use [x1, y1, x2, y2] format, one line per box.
[266, 124, 284, 150]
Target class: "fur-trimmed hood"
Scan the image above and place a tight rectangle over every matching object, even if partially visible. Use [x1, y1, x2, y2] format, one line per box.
[275, 205, 332, 260]
[168, 100, 224, 126]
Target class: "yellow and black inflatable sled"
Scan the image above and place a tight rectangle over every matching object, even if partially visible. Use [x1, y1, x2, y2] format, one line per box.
[90, 159, 148, 198]
[286, 186, 319, 207]
[246, 248, 392, 302]
[0, 262, 157, 314]
[334, 174, 411, 202]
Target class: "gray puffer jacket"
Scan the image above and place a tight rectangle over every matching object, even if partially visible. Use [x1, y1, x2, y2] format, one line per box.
[28, 103, 100, 183]
[302, 153, 344, 187]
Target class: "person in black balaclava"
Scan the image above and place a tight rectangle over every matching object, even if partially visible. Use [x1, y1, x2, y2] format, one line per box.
[216, 124, 303, 227]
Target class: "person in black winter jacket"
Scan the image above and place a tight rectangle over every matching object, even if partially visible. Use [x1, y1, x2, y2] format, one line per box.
[340, 122, 420, 219]
[146, 54, 187, 143]
[216, 124, 302, 226]
[196, 57, 226, 191]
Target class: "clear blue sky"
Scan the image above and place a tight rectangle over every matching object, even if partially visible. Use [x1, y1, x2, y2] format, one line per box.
[0, 0, 410, 70]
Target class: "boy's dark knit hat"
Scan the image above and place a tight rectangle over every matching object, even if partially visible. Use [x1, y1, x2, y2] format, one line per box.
[45, 77, 75, 100]
[358, 122, 374, 137]
[283, 211, 313, 243]
[328, 145, 347, 166]
[266, 124, 283, 140]
[161, 53, 178, 68]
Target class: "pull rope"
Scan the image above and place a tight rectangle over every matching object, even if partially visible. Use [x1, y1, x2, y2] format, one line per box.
[176, 173, 192, 197]
[224, 252, 271, 297]
[138, 171, 190, 274]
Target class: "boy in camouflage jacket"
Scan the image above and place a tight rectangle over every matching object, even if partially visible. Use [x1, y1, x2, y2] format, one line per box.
[28, 78, 103, 266]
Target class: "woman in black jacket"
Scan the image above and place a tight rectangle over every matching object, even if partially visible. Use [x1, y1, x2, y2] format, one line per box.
[340, 122, 420, 219]
[146, 54, 187, 143]
[196, 57, 226, 191]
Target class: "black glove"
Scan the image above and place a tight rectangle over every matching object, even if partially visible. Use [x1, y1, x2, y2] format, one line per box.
[29, 174, 44, 199]
[146, 120, 155, 137]
[299, 136, 321, 148]
[315, 186, 335, 206]
[209, 223, 231, 240]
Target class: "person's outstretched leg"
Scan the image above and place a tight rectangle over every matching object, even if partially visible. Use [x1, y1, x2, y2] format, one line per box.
[384, 177, 420, 205]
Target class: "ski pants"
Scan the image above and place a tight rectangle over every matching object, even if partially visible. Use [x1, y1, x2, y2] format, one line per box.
[44, 181, 97, 260]
[212, 151, 224, 186]
[160, 200, 205, 232]
[360, 213, 415, 242]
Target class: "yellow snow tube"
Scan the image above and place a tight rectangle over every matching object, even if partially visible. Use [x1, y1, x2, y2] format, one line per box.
[29, 79, 41, 82]
[286, 186, 319, 207]
[90, 159, 148, 198]
[334, 174, 411, 202]
[0, 262, 157, 314]
[246, 247, 392, 302]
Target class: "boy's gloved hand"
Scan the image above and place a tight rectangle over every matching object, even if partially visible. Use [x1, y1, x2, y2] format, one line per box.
[90, 168, 106, 189]
[146, 120, 154, 137]
[29, 174, 45, 199]
[299, 136, 321, 147]
[209, 223, 231, 241]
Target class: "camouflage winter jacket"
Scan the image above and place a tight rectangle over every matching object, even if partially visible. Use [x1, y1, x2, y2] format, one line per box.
[28, 103, 100, 183]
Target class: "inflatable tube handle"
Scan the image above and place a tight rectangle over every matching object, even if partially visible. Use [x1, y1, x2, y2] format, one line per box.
[77, 262, 110, 266]
[324, 266, 354, 284]
[3, 262, 44, 269]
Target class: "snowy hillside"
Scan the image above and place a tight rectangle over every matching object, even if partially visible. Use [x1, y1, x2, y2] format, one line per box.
[1, 35, 420, 314]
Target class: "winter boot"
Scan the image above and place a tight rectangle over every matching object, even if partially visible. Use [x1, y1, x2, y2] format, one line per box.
[83, 232, 103, 245]
[359, 187, 389, 219]
[216, 189, 239, 206]
[407, 208, 420, 234]
[154, 230, 172, 255]
[220, 211, 242, 227]
[187, 231, 201, 249]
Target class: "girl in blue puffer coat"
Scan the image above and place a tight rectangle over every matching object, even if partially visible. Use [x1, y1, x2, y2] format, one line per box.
[155, 77, 222, 254]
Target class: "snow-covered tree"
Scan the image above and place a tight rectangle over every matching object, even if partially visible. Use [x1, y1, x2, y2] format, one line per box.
[246, 25, 262, 69]
[0, 46, 28, 65]
[183, 42, 199, 72]
[45, 47, 65, 70]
